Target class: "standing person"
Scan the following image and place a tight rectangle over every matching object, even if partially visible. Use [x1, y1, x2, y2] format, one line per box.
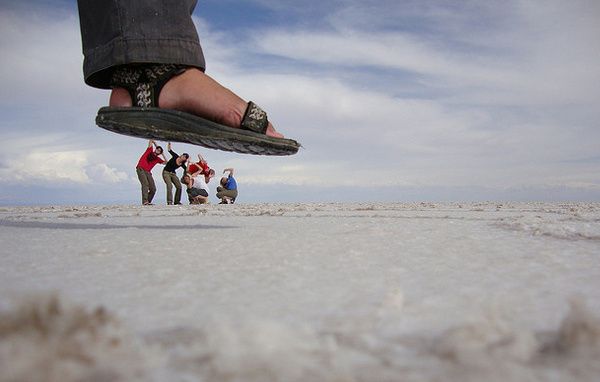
[162, 143, 189, 205]
[217, 168, 238, 204]
[76, 0, 300, 156]
[136, 140, 166, 205]
[182, 174, 209, 205]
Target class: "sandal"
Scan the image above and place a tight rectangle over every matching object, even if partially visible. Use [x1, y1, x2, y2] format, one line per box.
[95, 64, 301, 156]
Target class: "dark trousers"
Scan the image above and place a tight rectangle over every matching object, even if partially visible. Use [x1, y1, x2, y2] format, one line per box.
[77, 0, 206, 89]
[162, 170, 182, 204]
[136, 167, 156, 204]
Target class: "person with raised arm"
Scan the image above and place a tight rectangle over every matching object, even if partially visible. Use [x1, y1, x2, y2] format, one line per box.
[188, 152, 215, 184]
[135, 140, 166, 205]
[162, 142, 189, 205]
[217, 168, 238, 204]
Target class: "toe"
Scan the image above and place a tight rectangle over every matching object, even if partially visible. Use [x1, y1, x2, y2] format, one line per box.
[266, 122, 284, 138]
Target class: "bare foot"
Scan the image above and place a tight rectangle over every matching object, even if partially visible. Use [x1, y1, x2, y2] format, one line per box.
[109, 68, 284, 138]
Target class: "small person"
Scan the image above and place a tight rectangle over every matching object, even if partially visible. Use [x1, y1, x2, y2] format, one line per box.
[162, 142, 189, 205]
[187, 153, 210, 176]
[182, 173, 209, 204]
[135, 140, 166, 205]
[187, 152, 215, 183]
[217, 168, 238, 204]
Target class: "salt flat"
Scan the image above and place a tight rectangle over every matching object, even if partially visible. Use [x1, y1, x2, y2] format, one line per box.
[1, 202, 599, 381]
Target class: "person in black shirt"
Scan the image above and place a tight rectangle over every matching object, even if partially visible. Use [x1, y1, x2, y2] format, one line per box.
[162, 142, 189, 205]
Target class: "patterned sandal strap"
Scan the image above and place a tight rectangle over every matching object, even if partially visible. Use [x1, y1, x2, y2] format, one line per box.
[241, 101, 269, 134]
[110, 64, 186, 108]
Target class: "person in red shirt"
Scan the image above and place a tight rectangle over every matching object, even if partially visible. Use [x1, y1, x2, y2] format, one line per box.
[136, 140, 166, 205]
[187, 153, 215, 183]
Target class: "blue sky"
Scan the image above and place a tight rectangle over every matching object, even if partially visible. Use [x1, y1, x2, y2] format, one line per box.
[1, 0, 599, 205]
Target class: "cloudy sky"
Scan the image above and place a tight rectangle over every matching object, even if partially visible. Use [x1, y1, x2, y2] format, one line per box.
[1, 0, 599, 205]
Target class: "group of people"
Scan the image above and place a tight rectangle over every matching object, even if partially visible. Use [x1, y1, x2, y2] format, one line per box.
[135, 140, 238, 205]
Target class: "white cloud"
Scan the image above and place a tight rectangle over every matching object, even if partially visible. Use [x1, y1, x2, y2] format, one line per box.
[0, 148, 130, 186]
[4, 150, 91, 184]
[86, 164, 130, 184]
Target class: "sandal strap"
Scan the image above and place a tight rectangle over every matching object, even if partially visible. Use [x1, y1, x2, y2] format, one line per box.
[111, 64, 186, 108]
[241, 101, 268, 134]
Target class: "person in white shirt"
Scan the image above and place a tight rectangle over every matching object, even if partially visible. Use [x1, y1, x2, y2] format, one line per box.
[182, 174, 209, 204]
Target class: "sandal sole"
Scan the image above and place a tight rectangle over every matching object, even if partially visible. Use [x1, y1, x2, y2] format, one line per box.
[96, 107, 300, 156]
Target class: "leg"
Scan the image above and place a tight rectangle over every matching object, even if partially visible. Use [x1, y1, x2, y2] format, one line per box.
[216, 186, 226, 200]
[162, 171, 173, 205]
[136, 167, 150, 204]
[216, 188, 238, 200]
[228, 189, 238, 202]
[77, 0, 204, 88]
[147, 172, 157, 204]
[194, 195, 208, 204]
[173, 174, 183, 204]
[186, 188, 193, 204]
[77, 0, 283, 138]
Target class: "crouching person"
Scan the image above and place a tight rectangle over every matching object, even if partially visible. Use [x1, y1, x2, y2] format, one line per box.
[217, 168, 238, 204]
[182, 174, 209, 204]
